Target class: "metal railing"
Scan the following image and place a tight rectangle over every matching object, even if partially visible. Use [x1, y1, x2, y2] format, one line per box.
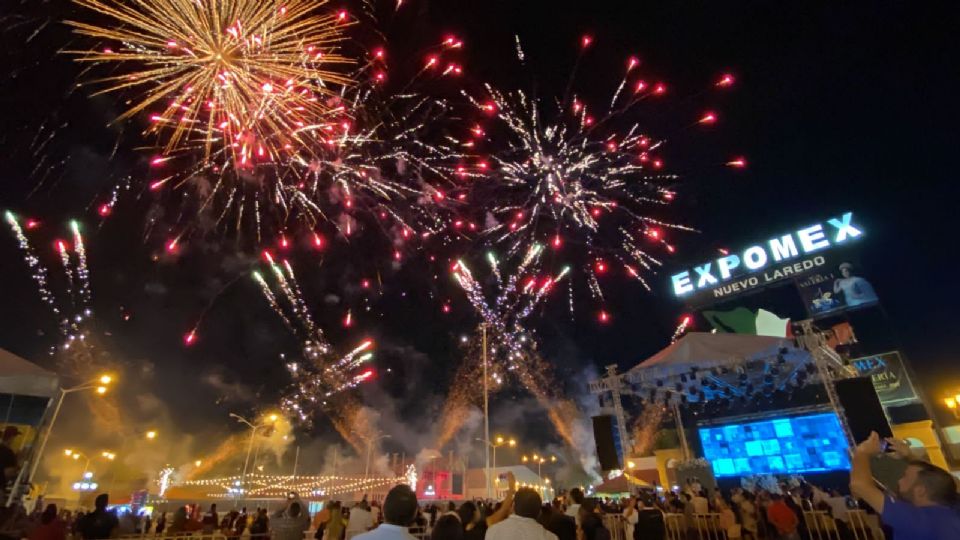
[664, 513, 685, 540]
[601, 514, 628, 540]
[692, 513, 729, 540]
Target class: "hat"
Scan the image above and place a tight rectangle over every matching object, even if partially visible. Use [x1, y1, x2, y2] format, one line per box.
[838, 262, 853, 271]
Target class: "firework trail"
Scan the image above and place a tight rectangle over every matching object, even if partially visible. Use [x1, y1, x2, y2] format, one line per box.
[454, 36, 739, 315]
[4, 212, 59, 319]
[4, 214, 130, 436]
[4, 214, 96, 361]
[630, 404, 668, 457]
[436, 244, 571, 447]
[252, 254, 375, 425]
[451, 244, 568, 369]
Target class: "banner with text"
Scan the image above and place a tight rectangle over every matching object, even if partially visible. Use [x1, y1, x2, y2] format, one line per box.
[850, 351, 919, 406]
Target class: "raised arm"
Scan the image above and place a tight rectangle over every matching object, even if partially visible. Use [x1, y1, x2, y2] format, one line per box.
[849, 432, 886, 514]
[486, 472, 516, 526]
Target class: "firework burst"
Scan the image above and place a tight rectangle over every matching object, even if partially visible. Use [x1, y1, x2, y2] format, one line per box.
[455, 37, 739, 311]
[66, 0, 356, 243]
[67, 0, 353, 164]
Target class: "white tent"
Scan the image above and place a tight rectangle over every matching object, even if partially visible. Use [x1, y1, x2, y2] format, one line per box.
[0, 348, 59, 398]
[625, 332, 801, 382]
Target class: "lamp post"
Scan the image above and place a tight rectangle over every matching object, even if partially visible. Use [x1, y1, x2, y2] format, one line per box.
[363, 432, 391, 479]
[481, 324, 490, 500]
[230, 412, 278, 501]
[27, 374, 114, 486]
[103, 429, 156, 494]
[476, 435, 516, 495]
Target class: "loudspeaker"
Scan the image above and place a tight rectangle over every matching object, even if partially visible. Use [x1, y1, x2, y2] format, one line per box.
[592, 415, 622, 471]
[835, 376, 893, 444]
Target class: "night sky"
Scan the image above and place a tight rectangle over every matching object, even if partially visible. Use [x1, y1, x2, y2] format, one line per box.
[1, 0, 957, 472]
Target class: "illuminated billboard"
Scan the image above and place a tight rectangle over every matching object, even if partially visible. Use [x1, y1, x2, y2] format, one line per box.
[670, 212, 864, 307]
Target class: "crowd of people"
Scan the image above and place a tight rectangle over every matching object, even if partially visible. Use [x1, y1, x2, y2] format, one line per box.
[0, 431, 958, 540]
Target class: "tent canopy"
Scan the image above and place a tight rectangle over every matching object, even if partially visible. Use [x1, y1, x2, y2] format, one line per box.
[627, 332, 799, 381]
[593, 472, 651, 495]
[0, 348, 60, 398]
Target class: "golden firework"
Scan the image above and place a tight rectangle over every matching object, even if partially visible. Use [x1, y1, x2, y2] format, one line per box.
[66, 0, 354, 167]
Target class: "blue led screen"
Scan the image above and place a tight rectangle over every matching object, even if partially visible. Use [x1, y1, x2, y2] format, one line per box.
[698, 413, 851, 477]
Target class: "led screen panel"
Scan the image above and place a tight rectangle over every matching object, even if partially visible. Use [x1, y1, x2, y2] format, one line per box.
[698, 412, 850, 477]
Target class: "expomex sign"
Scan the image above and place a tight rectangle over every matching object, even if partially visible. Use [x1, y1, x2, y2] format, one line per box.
[671, 212, 863, 300]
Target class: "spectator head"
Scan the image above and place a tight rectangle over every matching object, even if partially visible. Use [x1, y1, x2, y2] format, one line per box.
[899, 460, 959, 506]
[41, 504, 57, 525]
[579, 504, 604, 538]
[2, 426, 19, 443]
[577, 499, 597, 524]
[769, 494, 782, 501]
[431, 515, 463, 540]
[568, 488, 584, 505]
[383, 485, 418, 526]
[514, 488, 542, 519]
[545, 510, 577, 540]
[289, 502, 301, 518]
[537, 504, 554, 527]
[94, 494, 109, 510]
[457, 501, 479, 525]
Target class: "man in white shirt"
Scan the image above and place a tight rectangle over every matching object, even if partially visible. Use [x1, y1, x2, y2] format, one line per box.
[565, 488, 584, 525]
[354, 485, 418, 540]
[622, 497, 638, 540]
[346, 501, 374, 539]
[692, 493, 709, 514]
[486, 488, 558, 540]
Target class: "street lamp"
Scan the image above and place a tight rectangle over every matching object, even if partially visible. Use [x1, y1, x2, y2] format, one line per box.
[944, 395, 960, 419]
[230, 412, 280, 497]
[64, 450, 91, 476]
[26, 374, 115, 487]
[521, 452, 557, 486]
[355, 430, 391, 479]
[476, 435, 516, 495]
